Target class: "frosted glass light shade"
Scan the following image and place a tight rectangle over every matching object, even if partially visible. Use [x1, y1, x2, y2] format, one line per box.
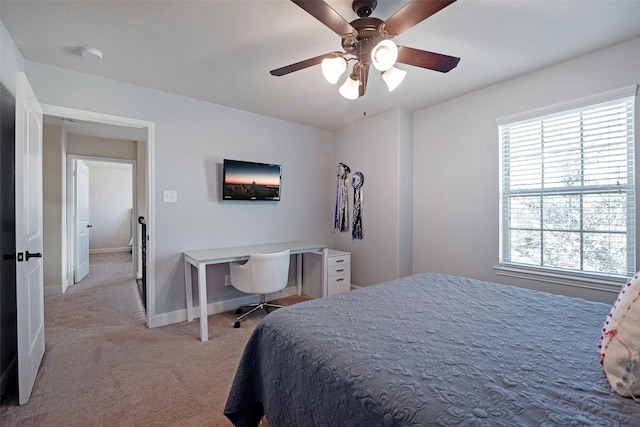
[339, 75, 360, 99]
[371, 40, 398, 71]
[321, 56, 347, 84]
[382, 66, 407, 92]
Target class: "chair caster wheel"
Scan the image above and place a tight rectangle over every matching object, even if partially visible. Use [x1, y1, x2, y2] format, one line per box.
[234, 321, 241, 328]
[236, 308, 242, 314]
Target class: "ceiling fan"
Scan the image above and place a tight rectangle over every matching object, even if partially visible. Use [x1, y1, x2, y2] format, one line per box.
[270, 0, 460, 99]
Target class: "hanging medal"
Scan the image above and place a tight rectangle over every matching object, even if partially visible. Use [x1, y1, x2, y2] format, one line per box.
[351, 171, 364, 240]
[333, 163, 351, 232]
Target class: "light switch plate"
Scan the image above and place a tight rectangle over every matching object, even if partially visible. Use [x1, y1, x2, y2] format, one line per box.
[163, 190, 177, 203]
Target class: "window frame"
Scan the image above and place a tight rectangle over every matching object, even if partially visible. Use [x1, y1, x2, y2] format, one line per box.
[497, 86, 637, 286]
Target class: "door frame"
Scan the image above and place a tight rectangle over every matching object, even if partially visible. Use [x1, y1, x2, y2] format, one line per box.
[67, 155, 137, 285]
[41, 103, 156, 328]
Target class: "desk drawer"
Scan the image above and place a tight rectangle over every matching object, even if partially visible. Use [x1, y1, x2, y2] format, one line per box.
[327, 271, 350, 296]
[328, 254, 350, 268]
[328, 263, 350, 277]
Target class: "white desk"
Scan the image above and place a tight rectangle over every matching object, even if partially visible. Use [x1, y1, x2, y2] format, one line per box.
[184, 242, 327, 341]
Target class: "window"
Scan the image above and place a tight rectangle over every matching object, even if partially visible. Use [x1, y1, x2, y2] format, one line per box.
[499, 88, 636, 280]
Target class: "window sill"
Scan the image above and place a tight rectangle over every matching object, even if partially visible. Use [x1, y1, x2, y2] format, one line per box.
[494, 265, 625, 294]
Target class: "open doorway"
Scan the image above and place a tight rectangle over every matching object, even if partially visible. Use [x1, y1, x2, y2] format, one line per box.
[67, 157, 135, 286]
[40, 105, 155, 328]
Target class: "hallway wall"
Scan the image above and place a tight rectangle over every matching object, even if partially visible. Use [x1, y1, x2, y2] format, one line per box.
[87, 162, 133, 253]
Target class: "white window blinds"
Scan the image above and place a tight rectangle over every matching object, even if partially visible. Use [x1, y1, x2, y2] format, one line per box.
[499, 92, 636, 279]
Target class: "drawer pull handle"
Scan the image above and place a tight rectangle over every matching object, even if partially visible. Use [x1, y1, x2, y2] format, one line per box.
[336, 269, 344, 272]
[336, 278, 344, 282]
[336, 260, 344, 263]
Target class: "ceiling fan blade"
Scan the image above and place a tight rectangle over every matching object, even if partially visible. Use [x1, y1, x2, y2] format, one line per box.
[292, 0, 356, 36]
[397, 46, 460, 73]
[384, 0, 457, 36]
[270, 53, 335, 76]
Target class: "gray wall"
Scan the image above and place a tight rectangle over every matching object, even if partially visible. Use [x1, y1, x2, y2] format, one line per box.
[0, 21, 23, 97]
[24, 60, 336, 325]
[87, 163, 133, 253]
[412, 36, 640, 304]
[42, 123, 66, 295]
[333, 108, 413, 286]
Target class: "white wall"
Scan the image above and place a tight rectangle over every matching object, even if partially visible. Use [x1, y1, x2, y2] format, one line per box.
[412, 36, 640, 303]
[24, 61, 335, 321]
[334, 108, 413, 286]
[87, 163, 133, 253]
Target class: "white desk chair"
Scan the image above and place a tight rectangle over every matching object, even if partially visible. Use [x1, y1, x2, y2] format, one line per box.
[229, 249, 290, 328]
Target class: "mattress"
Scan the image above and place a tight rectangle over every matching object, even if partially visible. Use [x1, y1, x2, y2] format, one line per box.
[224, 273, 640, 426]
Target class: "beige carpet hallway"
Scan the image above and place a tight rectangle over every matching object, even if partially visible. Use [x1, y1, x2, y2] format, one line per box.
[1, 253, 303, 426]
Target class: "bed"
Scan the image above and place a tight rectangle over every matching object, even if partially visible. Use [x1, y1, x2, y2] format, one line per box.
[224, 273, 640, 426]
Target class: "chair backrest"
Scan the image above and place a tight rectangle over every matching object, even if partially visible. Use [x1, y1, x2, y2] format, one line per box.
[229, 249, 291, 295]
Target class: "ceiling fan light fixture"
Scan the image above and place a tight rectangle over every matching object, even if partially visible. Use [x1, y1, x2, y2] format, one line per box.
[271, 0, 459, 99]
[321, 56, 347, 84]
[371, 40, 398, 71]
[382, 66, 407, 92]
[339, 75, 360, 99]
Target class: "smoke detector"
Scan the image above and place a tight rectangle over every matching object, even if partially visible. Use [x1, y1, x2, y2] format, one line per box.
[80, 46, 103, 61]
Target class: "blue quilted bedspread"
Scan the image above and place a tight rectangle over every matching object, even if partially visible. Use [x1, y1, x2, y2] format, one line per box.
[224, 273, 640, 426]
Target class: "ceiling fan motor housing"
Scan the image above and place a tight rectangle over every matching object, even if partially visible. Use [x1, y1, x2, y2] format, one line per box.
[352, 0, 377, 17]
[342, 17, 385, 58]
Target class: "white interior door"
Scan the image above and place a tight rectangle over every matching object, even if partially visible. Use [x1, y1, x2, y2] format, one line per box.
[15, 71, 45, 405]
[74, 160, 90, 283]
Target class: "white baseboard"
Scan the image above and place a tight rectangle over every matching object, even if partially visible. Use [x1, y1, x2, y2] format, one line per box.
[147, 286, 298, 329]
[90, 247, 131, 254]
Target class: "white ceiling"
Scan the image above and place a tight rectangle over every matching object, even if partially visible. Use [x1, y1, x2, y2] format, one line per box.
[3, 0, 640, 134]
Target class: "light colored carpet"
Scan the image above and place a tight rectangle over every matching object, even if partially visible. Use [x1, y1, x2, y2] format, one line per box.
[1, 252, 308, 426]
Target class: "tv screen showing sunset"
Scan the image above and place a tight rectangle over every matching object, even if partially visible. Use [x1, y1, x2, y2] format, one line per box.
[223, 160, 281, 200]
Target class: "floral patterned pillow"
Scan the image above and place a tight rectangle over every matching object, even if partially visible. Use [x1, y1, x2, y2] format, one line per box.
[599, 272, 640, 398]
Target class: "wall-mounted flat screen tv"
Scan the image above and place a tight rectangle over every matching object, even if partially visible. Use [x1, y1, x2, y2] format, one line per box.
[222, 159, 281, 201]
